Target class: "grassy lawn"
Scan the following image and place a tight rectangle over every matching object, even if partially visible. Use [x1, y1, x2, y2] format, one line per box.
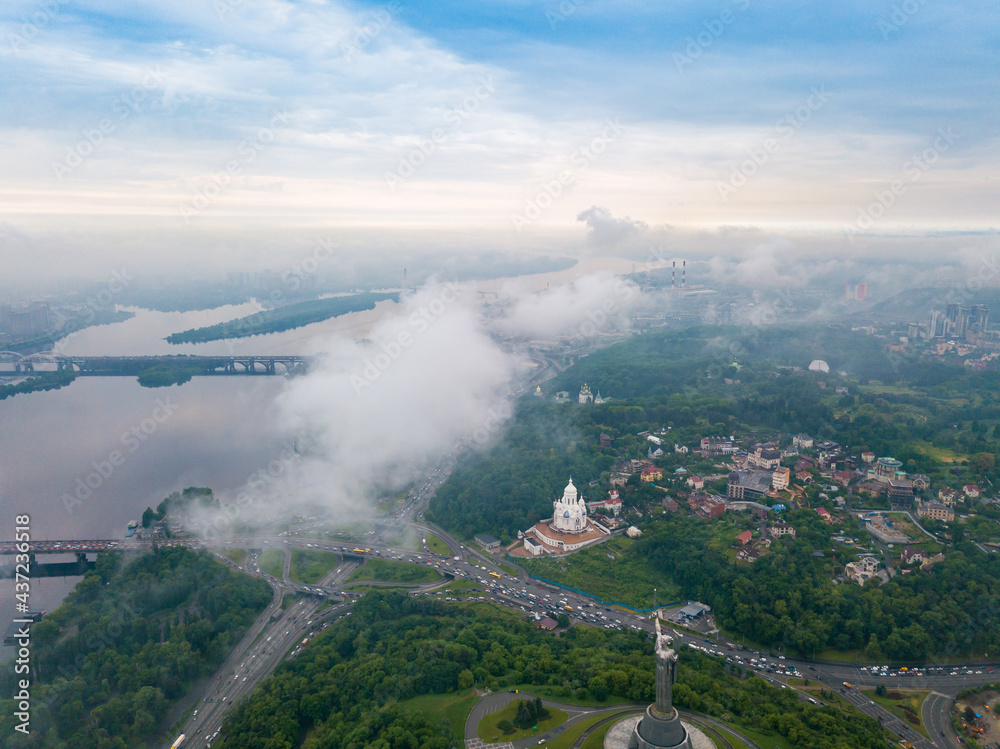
[814, 647, 874, 663]
[536, 712, 617, 748]
[385, 528, 422, 551]
[499, 562, 520, 577]
[345, 584, 411, 594]
[580, 721, 614, 749]
[440, 579, 482, 595]
[289, 549, 339, 584]
[280, 592, 302, 610]
[913, 441, 963, 463]
[346, 558, 443, 585]
[862, 688, 930, 738]
[797, 686, 857, 713]
[399, 689, 479, 737]
[258, 548, 284, 578]
[521, 536, 680, 609]
[221, 548, 247, 566]
[707, 723, 750, 749]
[730, 723, 797, 749]
[426, 534, 451, 555]
[477, 701, 568, 742]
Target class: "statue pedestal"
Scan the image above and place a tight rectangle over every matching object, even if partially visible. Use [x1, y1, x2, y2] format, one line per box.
[603, 709, 712, 749]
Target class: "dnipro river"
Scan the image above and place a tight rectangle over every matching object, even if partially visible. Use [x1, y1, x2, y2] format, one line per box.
[0, 256, 641, 631]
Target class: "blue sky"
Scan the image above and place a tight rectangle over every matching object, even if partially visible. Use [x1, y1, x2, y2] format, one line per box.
[0, 0, 997, 267]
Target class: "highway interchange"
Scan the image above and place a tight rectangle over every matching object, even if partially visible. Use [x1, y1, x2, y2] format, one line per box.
[166, 448, 1000, 749]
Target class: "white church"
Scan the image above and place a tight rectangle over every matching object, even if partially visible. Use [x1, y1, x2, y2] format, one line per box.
[517, 478, 608, 556]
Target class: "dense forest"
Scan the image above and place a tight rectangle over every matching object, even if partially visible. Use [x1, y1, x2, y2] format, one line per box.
[0, 548, 272, 749]
[217, 591, 888, 749]
[634, 513, 1000, 661]
[165, 292, 399, 343]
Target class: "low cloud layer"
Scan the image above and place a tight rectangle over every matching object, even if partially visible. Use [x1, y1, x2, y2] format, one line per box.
[207, 283, 514, 524]
[496, 272, 640, 340]
[577, 206, 648, 247]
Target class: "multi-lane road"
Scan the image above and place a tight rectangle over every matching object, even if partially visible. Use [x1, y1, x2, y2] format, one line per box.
[166, 415, 993, 749]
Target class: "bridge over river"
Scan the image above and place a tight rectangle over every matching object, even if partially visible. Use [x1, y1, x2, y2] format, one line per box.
[0, 353, 309, 375]
[0, 537, 374, 578]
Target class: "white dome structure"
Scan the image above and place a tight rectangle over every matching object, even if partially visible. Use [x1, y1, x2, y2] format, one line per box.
[808, 359, 830, 373]
[552, 478, 587, 534]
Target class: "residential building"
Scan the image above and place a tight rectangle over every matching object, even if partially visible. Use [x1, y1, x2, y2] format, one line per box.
[627, 525, 642, 538]
[909, 474, 930, 490]
[816, 508, 833, 523]
[640, 466, 663, 483]
[662, 497, 680, 513]
[748, 444, 782, 470]
[770, 522, 796, 539]
[599, 433, 613, 448]
[874, 456, 904, 481]
[792, 434, 814, 450]
[861, 451, 875, 464]
[918, 502, 954, 522]
[900, 546, 925, 565]
[771, 466, 791, 491]
[736, 530, 752, 546]
[700, 437, 736, 456]
[833, 470, 855, 487]
[727, 470, 773, 500]
[689, 493, 726, 520]
[964, 484, 981, 498]
[921, 552, 945, 571]
[845, 556, 880, 585]
[887, 479, 915, 509]
[674, 443, 689, 454]
[686, 475, 704, 490]
[737, 546, 762, 563]
[938, 487, 960, 505]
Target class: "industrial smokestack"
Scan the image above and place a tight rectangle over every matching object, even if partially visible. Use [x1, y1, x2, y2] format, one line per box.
[671, 261, 675, 288]
[682, 260, 686, 288]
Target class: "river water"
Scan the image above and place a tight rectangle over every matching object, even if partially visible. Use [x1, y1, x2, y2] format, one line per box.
[0, 256, 639, 625]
